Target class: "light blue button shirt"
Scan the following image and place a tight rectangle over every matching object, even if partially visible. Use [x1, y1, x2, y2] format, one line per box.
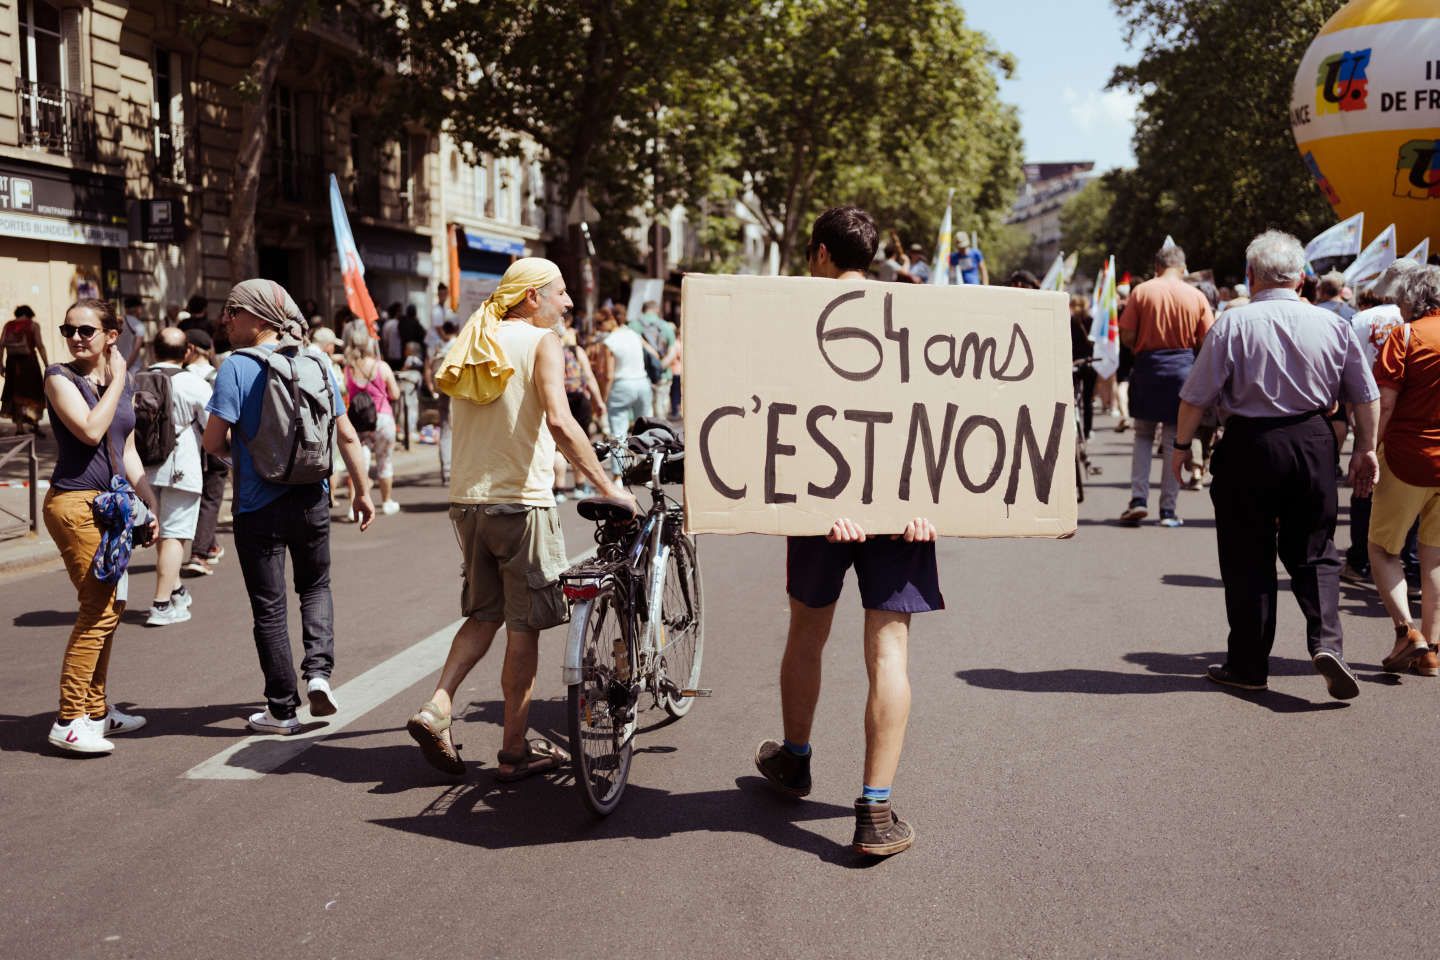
[1179, 288, 1378, 419]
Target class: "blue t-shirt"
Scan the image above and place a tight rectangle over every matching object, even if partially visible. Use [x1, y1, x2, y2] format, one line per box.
[950, 248, 985, 285]
[206, 345, 346, 515]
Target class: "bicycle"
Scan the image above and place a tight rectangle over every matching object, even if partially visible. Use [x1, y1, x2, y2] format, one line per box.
[560, 422, 705, 816]
[1073, 357, 1102, 502]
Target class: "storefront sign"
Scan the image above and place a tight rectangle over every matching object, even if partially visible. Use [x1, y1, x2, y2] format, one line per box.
[139, 198, 182, 243]
[0, 159, 127, 248]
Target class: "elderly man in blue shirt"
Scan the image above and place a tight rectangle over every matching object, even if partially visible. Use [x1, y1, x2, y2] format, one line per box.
[1172, 230, 1380, 701]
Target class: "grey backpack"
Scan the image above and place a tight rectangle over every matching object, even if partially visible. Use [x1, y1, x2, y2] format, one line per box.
[235, 346, 336, 485]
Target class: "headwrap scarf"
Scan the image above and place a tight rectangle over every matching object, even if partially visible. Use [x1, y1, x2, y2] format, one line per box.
[225, 278, 307, 348]
[436, 257, 563, 404]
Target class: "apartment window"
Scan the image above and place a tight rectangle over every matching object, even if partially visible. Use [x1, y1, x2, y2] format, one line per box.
[153, 49, 187, 181]
[474, 155, 490, 218]
[19, 0, 64, 88]
[17, 0, 96, 158]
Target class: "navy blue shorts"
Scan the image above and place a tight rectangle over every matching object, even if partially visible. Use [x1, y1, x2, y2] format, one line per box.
[786, 536, 944, 613]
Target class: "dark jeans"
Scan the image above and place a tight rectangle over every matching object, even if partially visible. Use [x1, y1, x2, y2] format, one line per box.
[191, 454, 228, 558]
[1210, 414, 1342, 682]
[669, 374, 682, 417]
[232, 484, 334, 719]
[1346, 494, 1420, 578]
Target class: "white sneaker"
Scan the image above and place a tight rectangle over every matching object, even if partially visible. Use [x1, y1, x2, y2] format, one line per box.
[95, 705, 147, 736]
[170, 586, 192, 612]
[306, 677, 339, 717]
[146, 602, 192, 627]
[48, 716, 114, 755]
[381, 500, 401, 515]
[246, 709, 300, 735]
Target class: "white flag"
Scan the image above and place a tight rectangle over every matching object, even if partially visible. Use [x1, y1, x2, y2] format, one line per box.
[931, 192, 954, 287]
[1040, 252, 1066, 292]
[1160, 235, 1178, 253]
[1305, 213, 1365, 265]
[1344, 223, 1397, 289]
[1404, 237, 1430, 265]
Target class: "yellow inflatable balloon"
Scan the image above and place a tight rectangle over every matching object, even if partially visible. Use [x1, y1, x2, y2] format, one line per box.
[1291, 0, 1440, 255]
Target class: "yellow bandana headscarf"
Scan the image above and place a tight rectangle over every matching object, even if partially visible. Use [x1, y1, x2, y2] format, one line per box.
[436, 257, 563, 404]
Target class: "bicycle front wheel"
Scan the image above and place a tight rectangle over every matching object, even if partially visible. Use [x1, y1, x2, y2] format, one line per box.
[659, 534, 705, 719]
[567, 585, 636, 816]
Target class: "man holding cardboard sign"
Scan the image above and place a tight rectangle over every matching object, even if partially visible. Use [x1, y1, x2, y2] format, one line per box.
[681, 206, 1072, 857]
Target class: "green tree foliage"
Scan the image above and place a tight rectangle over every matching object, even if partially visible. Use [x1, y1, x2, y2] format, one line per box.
[1059, 178, 1114, 281]
[1104, 0, 1344, 280]
[719, 0, 1022, 273]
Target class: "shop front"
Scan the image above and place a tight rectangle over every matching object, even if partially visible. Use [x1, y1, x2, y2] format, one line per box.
[356, 228, 435, 318]
[0, 157, 127, 359]
[453, 227, 531, 320]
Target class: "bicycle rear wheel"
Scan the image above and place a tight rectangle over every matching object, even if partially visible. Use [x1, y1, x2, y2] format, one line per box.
[659, 534, 704, 718]
[567, 585, 636, 816]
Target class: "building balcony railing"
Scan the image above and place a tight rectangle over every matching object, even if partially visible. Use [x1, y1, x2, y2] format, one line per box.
[260, 150, 325, 206]
[152, 121, 194, 184]
[15, 79, 98, 161]
[400, 190, 429, 225]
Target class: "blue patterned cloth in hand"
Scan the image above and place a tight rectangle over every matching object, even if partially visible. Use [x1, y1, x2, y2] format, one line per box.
[91, 476, 142, 583]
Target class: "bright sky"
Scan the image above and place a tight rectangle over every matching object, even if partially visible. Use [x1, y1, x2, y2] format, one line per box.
[963, 1, 1139, 172]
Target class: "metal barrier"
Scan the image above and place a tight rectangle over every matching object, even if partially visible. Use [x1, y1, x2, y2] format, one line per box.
[0, 434, 40, 541]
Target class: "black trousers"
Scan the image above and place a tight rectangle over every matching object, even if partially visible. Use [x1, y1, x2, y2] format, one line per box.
[1209, 413, 1343, 681]
[190, 454, 228, 558]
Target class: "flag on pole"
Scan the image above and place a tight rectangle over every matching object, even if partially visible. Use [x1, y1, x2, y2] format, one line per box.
[1304, 213, 1365, 266]
[1160, 235, 1178, 253]
[446, 224, 462, 311]
[1404, 237, 1430, 265]
[1063, 252, 1078, 287]
[1040, 252, 1066, 291]
[1344, 223, 1397, 289]
[931, 191, 955, 286]
[328, 173, 380, 337]
[1089, 256, 1119, 379]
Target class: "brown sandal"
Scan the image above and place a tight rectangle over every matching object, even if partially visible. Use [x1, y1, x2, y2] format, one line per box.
[495, 738, 569, 782]
[406, 701, 466, 776]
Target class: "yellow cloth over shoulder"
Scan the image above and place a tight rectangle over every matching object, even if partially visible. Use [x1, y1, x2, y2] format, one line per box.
[436, 257, 563, 404]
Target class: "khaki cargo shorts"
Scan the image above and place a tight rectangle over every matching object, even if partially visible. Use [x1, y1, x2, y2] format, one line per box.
[450, 503, 570, 631]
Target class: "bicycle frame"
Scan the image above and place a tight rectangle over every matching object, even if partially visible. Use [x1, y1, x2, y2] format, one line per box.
[562, 449, 674, 691]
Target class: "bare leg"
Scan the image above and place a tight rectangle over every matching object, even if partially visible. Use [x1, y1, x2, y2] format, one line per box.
[428, 616, 503, 716]
[377, 475, 393, 504]
[862, 610, 911, 790]
[498, 627, 540, 770]
[1421, 544, 1440, 647]
[1370, 542, 1415, 659]
[781, 599, 835, 745]
[152, 537, 187, 604]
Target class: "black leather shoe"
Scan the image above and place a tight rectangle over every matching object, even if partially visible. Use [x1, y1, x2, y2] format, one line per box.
[1313, 651, 1360, 700]
[1205, 664, 1268, 691]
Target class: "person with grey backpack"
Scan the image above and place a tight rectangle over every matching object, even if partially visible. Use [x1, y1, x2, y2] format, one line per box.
[202, 279, 375, 735]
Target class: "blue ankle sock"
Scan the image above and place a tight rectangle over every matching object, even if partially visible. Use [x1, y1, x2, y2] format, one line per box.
[860, 784, 891, 803]
[782, 739, 811, 757]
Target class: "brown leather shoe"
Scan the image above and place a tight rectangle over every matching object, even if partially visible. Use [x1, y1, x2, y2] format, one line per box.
[1383, 629, 1428, 673]
[852, 800, 914, 857]
[1411, 648, 1439, 677]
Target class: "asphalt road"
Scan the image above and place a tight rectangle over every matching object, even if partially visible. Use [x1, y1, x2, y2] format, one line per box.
[3, 418, 1436, 960]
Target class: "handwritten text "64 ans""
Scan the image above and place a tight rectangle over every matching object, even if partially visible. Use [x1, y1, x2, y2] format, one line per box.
[815, 288, 1036, 384]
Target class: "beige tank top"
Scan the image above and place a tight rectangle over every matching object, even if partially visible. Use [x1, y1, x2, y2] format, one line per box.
[449, 320, 557, 506]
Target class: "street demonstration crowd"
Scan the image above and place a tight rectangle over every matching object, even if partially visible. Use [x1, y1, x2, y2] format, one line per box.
[4, 201, 1440, 858]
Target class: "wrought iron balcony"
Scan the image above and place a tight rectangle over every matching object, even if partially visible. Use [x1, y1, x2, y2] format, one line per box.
[15, 79, 98, 161]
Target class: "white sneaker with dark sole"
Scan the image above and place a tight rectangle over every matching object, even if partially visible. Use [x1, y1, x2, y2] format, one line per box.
[95, 706, 147, 736]
[306, 677, 339, 717]
[48, 717, 114, 754]
[247, 710, 301, 735]
[146, 603, 192, 627]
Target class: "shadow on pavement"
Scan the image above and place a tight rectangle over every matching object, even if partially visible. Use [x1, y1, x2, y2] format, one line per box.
[369, 774, 865, 865]
[0, 702, 262, 756]
[957, 647, 1363, 713]
[1160, 574, 1225, 589]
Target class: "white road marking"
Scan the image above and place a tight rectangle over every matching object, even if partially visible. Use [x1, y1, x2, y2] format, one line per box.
[182, 546, 598, 781]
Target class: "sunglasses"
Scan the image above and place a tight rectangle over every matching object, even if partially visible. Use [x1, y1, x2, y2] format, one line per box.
[59, 324, 102, 340]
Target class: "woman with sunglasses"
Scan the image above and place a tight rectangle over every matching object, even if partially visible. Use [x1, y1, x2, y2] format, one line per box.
[41, 299, 159, 755]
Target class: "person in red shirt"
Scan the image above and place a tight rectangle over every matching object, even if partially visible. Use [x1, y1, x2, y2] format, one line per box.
[1368, 266, 1440, 676]
[1117, 243, 1214, 527]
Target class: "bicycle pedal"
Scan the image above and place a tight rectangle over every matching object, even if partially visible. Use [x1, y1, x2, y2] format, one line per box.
[678, 689, 712, 698]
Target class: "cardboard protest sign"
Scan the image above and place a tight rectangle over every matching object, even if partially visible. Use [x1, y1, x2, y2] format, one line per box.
[681, 274, 1077, 538]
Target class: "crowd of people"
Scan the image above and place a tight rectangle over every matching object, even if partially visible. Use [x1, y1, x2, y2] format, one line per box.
[10, 201, 1440, 862]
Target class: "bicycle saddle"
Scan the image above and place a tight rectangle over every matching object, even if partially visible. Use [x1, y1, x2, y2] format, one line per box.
[578, 497, 640, 523]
